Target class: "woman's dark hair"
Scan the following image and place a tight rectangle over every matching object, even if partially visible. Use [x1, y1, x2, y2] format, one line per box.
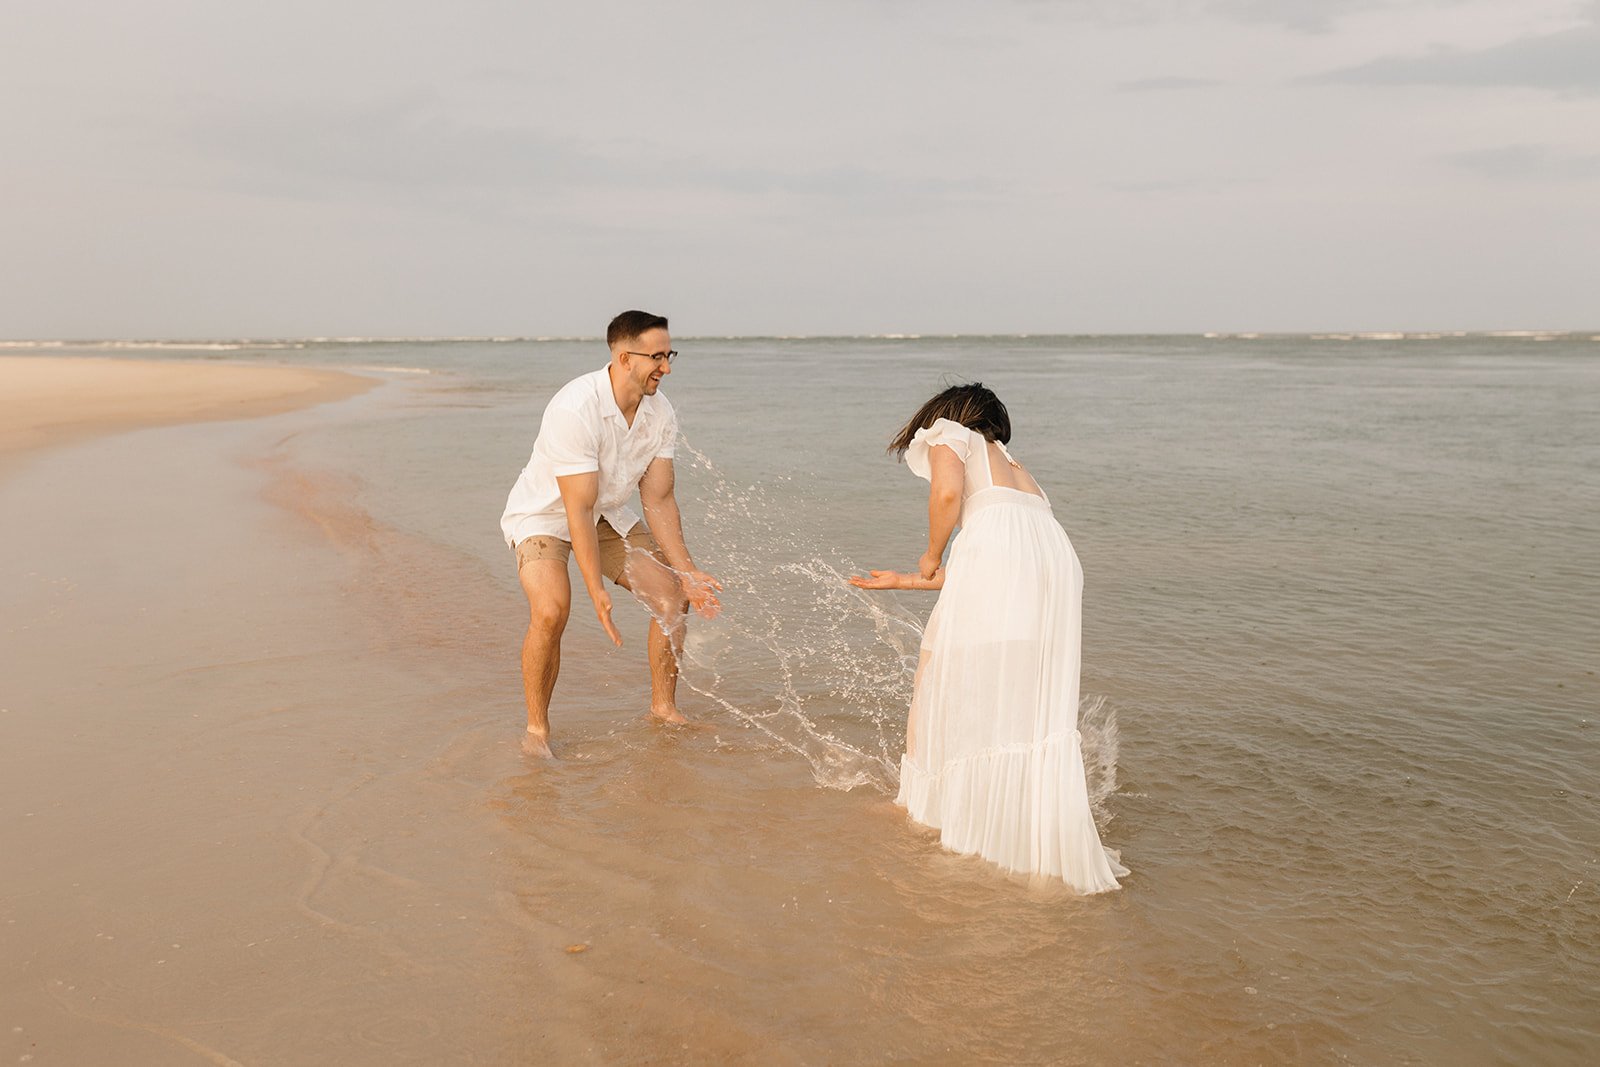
[888, 382, 1012, 456]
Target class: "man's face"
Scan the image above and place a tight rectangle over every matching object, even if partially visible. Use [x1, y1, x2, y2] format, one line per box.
[617, 327, 673, 395]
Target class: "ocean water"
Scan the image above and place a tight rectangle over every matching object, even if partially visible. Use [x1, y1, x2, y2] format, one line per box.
[18, 334, 1600, 1062]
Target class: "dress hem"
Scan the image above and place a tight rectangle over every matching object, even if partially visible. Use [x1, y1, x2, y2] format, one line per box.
[895, 730, 1127, 893]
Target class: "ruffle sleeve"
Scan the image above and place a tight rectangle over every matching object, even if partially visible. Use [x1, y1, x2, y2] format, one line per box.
[905, 418, 973, 481]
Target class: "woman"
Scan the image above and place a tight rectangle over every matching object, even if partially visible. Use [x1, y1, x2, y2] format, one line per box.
[850, 384, 1125, 892]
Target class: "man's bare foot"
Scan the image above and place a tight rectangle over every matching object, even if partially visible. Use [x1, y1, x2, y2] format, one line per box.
[522, 730, 555, 758]
[649, 705, 690, 726]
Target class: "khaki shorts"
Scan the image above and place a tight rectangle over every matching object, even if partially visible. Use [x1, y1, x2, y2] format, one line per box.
[514, 519, 661, 585]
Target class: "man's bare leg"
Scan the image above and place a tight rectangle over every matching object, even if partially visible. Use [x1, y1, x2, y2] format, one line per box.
[518, 558, 571, 757]
[645, 613, 687, 723]
[617, 551, 689, 724]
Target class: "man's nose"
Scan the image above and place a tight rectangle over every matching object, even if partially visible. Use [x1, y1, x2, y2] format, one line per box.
[659, 359, 672, 375]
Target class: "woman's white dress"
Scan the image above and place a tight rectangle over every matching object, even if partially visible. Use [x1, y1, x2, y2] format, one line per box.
[895, 419, 1126, 892]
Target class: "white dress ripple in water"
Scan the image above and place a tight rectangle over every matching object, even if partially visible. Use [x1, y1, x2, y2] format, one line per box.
[895, 419, 1127, 892]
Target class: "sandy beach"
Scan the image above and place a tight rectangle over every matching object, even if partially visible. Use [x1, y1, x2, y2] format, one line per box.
[0, 358, 441, 1064]
[0, 356, 373, 471]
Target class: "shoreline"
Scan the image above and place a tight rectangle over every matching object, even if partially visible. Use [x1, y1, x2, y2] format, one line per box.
[0, 355, 376, 474]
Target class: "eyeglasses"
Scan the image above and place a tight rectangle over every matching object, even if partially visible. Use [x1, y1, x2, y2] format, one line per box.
[625, 349, 678, 364]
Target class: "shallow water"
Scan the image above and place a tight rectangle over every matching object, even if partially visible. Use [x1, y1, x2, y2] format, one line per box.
[4, 334, 1597, 1063]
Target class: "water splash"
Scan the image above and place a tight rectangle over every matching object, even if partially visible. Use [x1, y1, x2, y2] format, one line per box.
[1079, 696, 1120, 823]
[660, 437, 1122, 808]
[672, 438, 921, 790]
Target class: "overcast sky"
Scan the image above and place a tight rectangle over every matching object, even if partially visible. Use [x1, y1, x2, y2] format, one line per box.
[3, 0, 1597, 337]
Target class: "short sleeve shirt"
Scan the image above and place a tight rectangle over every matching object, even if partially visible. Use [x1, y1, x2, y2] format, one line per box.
[501, 366, 679, 546]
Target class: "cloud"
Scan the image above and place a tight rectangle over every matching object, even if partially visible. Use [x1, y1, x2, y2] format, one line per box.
[185, 95, 601, 195]
[1310, 24, 1600, 94]
[181, 96, 977, 219]
[1102, 175, 1258, 194]
[1445, 144, 1600, 180]
[1117, 76, 1224, 92]
[1205, 0, 1408, 32]
[1014, 0, 1477, 33]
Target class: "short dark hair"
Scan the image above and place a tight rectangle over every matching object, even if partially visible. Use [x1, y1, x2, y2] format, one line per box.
[888, 382, 1012, 456]
[607, 310, 669, 349]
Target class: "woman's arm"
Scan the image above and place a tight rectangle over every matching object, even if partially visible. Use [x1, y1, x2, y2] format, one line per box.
[920, 444, 964, 578]
[848, 568, 945, 591]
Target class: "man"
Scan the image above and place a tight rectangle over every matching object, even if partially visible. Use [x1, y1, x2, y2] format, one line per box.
[501, 310, 721, 758]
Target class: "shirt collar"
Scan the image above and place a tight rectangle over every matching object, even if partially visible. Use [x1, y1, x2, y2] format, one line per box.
[595, 365, 629, 424]
[594, 364, 658, 428]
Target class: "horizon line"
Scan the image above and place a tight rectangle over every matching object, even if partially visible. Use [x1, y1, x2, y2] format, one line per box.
[3, 329, 1598, 347]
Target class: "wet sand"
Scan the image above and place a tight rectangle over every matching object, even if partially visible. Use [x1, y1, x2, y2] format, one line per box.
[0, 362, 427, 1063]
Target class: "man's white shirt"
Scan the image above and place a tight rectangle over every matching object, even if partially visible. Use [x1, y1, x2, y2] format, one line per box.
[501, 366, 678, 547]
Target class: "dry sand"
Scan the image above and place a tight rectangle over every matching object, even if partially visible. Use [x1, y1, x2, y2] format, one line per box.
[0, 356, 374, 469]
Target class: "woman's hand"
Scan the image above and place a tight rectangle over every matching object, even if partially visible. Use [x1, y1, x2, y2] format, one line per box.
[849, 567, 945, 591]
[918, 550, 943, 580]
[848, 569, 907, 590]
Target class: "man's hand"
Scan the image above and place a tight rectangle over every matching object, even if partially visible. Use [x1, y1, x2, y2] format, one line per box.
[918, 550, 943, 580]
[593, 587, 623, 646]
[678, 569, 723, 619]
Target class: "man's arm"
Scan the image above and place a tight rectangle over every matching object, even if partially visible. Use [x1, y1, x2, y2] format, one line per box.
[557, 471, 623, 646]
[638, 457, 721, 618]
[638, 457, 694, 572]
